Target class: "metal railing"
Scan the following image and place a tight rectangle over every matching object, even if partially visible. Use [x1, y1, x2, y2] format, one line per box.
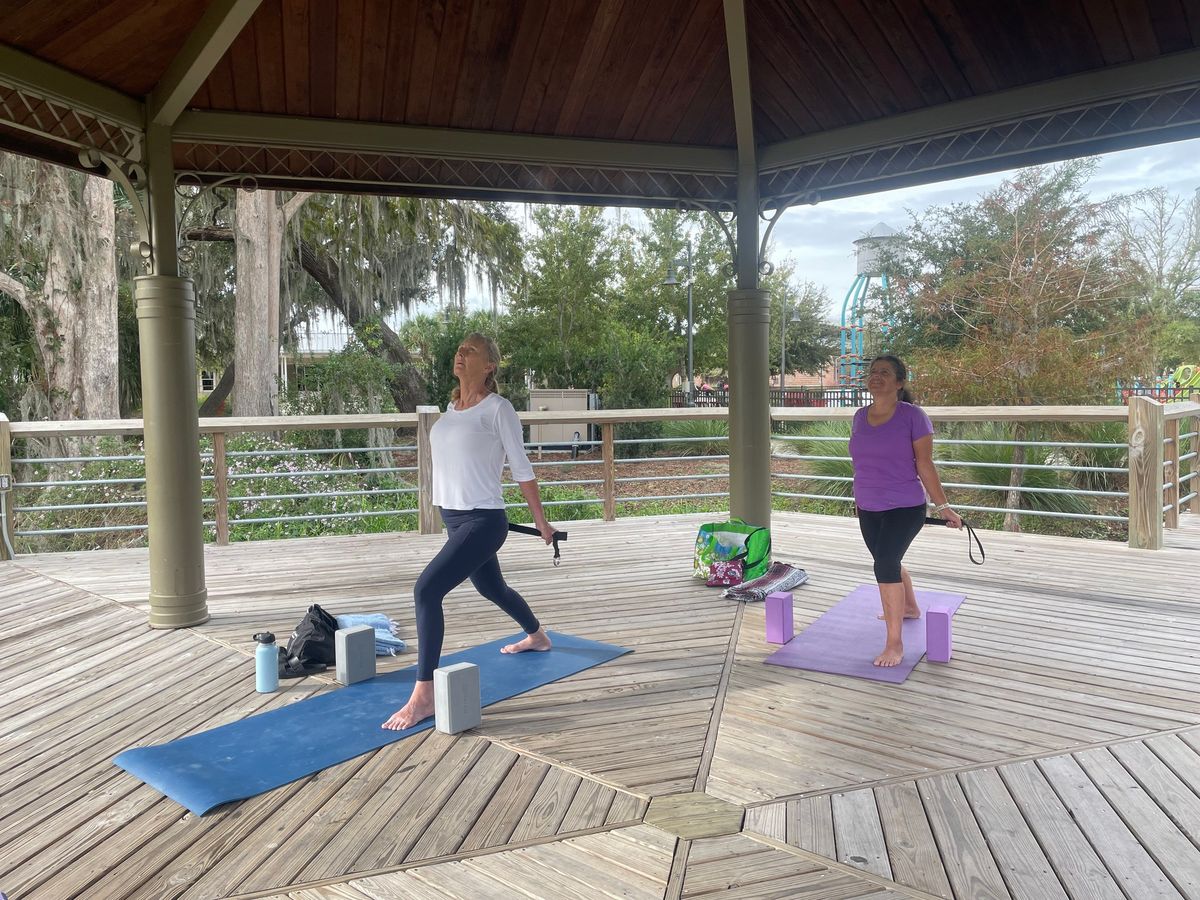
[1, 396, 1198, 558]
[670, 387, 868, 408]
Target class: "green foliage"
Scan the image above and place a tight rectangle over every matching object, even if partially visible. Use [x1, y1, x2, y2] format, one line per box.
[0, 288, 35, 414]
[399, 310, 524, 408]
[941, 424, 1090, 516]
[885, 161, 1156, 404]
[776, 421, 854, 499]
[218, 432, 418, 541]
[503, 484, 601, 524]
[1103, 187, 1200, 371]
[765, 267, 839, 376]
[1158, 318, 1200, 370]
[14, 436, 147, 551]
[505, 206, 616, 389]
[1048, 421, 1129, 493]
[116, 281, 140, 416]
[285, 325, 400, 414]
[661, 418, 729, 456]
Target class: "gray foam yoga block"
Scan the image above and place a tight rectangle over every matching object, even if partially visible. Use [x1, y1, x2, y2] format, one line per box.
[434, 662, 481, 734]
[335, 625, 376, 685]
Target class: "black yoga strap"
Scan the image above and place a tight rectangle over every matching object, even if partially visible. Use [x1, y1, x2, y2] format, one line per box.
[507, 522, 569, 566]
[925, 517, 985, 566]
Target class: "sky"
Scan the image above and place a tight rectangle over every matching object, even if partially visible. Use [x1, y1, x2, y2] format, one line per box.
[769, 136, 1200, 320]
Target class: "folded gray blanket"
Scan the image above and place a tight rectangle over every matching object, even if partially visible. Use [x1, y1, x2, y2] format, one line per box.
[723, 562, 809, 602]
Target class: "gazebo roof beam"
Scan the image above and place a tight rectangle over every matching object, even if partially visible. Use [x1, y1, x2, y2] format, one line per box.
[0, 43, 142, 131]
[148, 0, 262, 127]
[172, 111, 737, 174]
[760, 48, 1200, 173]
[722, 0, 757, 170]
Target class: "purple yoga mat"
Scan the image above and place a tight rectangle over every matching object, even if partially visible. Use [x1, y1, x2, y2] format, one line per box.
[764, 584, 966, 683]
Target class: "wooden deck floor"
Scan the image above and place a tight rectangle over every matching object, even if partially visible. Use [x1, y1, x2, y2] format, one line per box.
[2, 511, 1199, 899]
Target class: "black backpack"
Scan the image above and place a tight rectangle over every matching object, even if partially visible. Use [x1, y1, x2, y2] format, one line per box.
[280, 603, 338, 678]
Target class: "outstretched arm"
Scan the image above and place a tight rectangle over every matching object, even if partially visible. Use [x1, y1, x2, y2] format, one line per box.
[517, 478, 555, 543]
[914, 434, 962, 528]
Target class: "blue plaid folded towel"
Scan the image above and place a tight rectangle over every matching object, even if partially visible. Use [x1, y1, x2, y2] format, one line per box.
[335, 613, 406, 656]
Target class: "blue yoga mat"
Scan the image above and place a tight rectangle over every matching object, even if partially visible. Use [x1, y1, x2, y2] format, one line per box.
[114, 631, 630, 815]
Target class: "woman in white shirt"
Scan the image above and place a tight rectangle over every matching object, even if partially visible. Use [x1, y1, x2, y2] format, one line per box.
[383, 333, 555, 730]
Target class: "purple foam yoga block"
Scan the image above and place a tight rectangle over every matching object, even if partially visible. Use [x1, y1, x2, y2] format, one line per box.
[765, 591, 794, 644]
[926, 605, 952, 663]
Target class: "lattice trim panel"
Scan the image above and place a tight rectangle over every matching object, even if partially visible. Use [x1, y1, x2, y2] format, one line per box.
[175, 141, 737, 206]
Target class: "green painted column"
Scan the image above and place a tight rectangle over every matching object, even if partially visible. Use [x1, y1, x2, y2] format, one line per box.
[727, 162, 772, 527]
[728, 288, 771, 526]
[139, 123, 208, 627]
[137, 275, 208, 626]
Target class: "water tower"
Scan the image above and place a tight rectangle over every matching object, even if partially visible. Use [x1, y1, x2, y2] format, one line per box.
[838, 223, 902, 386]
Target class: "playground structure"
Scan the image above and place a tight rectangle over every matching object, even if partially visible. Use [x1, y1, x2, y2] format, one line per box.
[838, 223, 902, 387]
[1121, 363, 1200, 402]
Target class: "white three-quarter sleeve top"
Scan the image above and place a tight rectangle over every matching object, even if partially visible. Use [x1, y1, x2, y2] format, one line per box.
[429, 393, 536, 510]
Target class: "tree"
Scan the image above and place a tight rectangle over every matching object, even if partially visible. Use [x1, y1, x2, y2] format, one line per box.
[884, 161, 1155, 530]
[765, 266, 839, 377]
[1104, 187, 1200, 369]
[182, 192, 523, 414]
[233, 188, 310, 416]
[886, 161, 1153, 406]
[611, 209, 733, 384]
[506, 206, 616, 388]
[0, 154, 118, 422]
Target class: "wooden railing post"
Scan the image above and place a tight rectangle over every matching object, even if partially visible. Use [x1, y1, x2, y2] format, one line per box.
[602, 423, 616, 521]
[417, 405, 441, 534]
[1193, 394, 1200, 515]
[1128, 395, 1164, 550]
[212, 430, 230, 545]
[0, 412, 13, 560]
[1164, 416, 1180, 530]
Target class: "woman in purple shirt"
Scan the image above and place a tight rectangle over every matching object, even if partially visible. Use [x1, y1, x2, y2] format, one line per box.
[849, 356, 962, 667]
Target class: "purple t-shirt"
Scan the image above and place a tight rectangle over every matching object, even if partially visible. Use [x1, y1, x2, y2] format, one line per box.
[848, 402, 934, 511]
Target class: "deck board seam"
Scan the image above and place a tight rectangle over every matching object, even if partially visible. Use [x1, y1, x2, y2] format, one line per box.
[740, 721, 1200, 807]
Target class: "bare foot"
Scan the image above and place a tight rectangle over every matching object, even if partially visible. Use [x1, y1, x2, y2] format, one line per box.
[501, 628, 552, 654]
[878, 607, 921, 621]
[382, 680, 434, 730]
[873, 642, 904, 667]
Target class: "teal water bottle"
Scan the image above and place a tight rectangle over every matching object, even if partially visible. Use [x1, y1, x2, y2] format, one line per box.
[254, 632, 279, 693]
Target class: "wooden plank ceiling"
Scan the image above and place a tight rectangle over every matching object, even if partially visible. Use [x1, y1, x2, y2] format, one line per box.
[0, 0, 1198, 202]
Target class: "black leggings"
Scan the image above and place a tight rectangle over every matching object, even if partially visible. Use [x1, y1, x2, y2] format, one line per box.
[413, 508, 540, 681]
[857, 504, 927, 583]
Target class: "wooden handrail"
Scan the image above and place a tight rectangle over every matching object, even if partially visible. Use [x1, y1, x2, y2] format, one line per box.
[6, 404, 1143, 438]
[1163, 400, 1200, 421]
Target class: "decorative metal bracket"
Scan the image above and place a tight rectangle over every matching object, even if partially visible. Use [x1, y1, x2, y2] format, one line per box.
[679, 200, 739, 278]
[78, 147, 153, 272]
[174, 173, 256, 265]
[757, 190, 820, 277]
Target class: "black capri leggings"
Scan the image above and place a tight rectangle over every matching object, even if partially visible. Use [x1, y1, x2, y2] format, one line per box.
[413, 507, 541, 681]
[857, 504, 927, 583]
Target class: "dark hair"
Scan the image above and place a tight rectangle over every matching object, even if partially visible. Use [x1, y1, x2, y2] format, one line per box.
[870, 355, 916, 404]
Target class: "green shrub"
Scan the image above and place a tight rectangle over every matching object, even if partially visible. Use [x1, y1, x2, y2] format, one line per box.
[774, 421, 853, 499]
[661, 418, 729, 456]
[942, 424, 1090, 517]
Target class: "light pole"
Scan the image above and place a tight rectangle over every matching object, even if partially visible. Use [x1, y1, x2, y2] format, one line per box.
[780, 303, 802, 394]
[663, 240, 694, 406]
